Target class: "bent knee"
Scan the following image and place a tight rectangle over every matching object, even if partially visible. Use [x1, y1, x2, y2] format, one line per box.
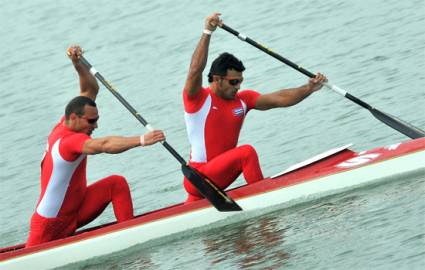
[109, 175, 129, 189]
[238, 144, 258, 158]
[110, 174, 126, 182]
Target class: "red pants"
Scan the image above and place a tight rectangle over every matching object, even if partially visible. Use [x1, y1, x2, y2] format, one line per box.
[26, 175, 133, 247]
[184, 145, 264, 203]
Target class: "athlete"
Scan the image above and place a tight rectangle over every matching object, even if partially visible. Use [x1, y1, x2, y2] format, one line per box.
[26, 45, 165, 247]
[182, 13, 327, 202]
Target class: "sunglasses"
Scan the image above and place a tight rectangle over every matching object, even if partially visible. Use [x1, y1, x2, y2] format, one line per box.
[81, 116, 99, 124]
[222, 76, 243, 86]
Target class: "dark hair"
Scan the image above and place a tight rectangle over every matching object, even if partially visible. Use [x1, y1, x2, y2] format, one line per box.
[65, 96, 97, 120]
[207, 52, 245, 83]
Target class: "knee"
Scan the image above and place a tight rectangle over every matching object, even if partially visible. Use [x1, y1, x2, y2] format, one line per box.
[239, 144, 258, 159]
[184, 194, 203, 204]
[110, 175, 130, 190]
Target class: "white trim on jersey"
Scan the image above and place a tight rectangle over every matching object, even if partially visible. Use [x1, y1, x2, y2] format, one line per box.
[241, 100, 247, 116]
[184, 95, 211, 163]
[36, 139, 86, 218]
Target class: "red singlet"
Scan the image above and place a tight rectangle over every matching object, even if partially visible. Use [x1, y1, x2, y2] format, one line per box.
[26, 117, 133, 247]
[183, 87, 264, 202]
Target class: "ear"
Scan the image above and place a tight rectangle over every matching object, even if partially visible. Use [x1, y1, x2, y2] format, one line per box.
[212, 75, 220, 82]
[69, 113, 78, 121]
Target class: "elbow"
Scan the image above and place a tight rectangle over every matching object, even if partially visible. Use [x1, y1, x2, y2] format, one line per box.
[97, 138, 114, 154]
[92, 86, 100, 95]
[101, 142, 116, 154]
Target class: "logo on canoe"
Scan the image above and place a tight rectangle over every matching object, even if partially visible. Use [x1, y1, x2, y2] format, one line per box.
[336, 153, 380, 168]
[384, 143, 401, 150]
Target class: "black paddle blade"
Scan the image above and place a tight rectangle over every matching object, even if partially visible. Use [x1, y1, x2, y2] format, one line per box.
[370, 108, 425, 139]
[181, 165, 242, 211]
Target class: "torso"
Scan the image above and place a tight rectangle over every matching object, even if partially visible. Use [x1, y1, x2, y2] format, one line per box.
[36, 117, 90, 218]
[183, 87, 259, 163]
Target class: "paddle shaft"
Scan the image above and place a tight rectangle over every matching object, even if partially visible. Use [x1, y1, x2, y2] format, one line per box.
[220, 24, 374, 109]
[79, 56, 242, 211]
[79, 56, 186, 165]
[220, 24, 425, 139]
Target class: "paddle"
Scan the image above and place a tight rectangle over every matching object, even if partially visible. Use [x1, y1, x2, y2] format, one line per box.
[79, 56, 242, 211]
[219, 24, 425, 139]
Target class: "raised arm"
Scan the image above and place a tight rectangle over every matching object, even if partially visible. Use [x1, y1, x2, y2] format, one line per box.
[67, 45, 99, 101]
[82, 130, 165, 155]
[184, 13, 222, 97]
[255, 73, 327, 110]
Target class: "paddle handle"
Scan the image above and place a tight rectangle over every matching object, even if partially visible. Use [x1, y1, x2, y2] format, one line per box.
[221, 25, 374, 113]
[79, 56, 187, 165]
[221, 24, 316, 78]
[220, 23, 425, 139]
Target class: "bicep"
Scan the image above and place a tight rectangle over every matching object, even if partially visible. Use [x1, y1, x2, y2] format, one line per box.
[81, 138, 105, 155]
[255, 93, 281, 110]
[184, 74, 202, 97]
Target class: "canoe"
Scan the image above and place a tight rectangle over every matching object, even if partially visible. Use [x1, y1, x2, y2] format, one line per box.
[1, 137, 425, 270]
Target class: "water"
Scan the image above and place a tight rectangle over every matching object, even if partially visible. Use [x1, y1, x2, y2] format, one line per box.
[61, 173, 425, 270]
[1, 0, 424, 269]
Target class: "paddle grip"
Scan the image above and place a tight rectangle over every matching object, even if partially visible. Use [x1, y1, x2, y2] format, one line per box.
[220, 24, 316, 78]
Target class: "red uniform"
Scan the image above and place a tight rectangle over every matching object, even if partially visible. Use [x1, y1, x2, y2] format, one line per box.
[26, 117, 133, 247]
[183, 87, 264, 202]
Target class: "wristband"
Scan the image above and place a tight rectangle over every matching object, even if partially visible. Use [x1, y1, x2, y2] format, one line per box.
[203, 29, 212, 35]
[140, 135, 145, 147]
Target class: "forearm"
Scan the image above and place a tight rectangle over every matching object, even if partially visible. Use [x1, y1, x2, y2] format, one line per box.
[256, 73, 326, 110]
[185, 34, 210, 94]
[189, 34, 210, 75]
[185, 13, 221, 95]
[83, 130, 164, 155]
[74, 62, 99, 100]
[256, 84, 315, 110]
[67, 45, 100, 100]
[95, 136, 141, 154]
[277, 84, 314, 107]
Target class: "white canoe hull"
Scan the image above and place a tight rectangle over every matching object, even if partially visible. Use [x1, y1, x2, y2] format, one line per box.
[1, 138, 425, 270]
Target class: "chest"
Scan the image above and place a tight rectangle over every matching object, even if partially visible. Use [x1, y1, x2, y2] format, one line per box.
[207, 97, 246, 128]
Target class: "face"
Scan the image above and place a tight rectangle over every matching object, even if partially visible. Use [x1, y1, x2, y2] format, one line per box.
[215, 69, 244, 100]
[69, 105, 99, 135]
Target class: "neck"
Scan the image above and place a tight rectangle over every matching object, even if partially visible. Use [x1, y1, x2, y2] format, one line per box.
[210, 82, 223, 98]
[64, 120, 76, 131]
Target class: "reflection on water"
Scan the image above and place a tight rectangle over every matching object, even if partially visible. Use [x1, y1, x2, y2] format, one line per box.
[202, 216, 290, 269]
[58, 245, 156, 270]
[58, 174, 425, 269]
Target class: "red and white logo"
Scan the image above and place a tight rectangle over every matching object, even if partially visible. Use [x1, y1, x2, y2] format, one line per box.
[336, 153, 381, 168]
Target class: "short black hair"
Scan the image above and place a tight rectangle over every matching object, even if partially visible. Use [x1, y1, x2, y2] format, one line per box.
[65, 96, 97, 120]
[207, 52, 245, 83]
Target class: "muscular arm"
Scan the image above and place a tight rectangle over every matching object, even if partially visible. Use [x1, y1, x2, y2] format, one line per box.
[67, 45, 99, 101]
[75, 62, 99, 100]
[184, 13, 222, 97]
[255, 84, 314, 110]
[82, 130, 165, 155]
[82, 136, 141, 155]
[184, 34, 211, 97]
[255, 73, 327, 110]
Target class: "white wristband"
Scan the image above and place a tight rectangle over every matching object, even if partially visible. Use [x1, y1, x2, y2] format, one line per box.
[203, 29, 212, 35]
[140, 135, 145, 147]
